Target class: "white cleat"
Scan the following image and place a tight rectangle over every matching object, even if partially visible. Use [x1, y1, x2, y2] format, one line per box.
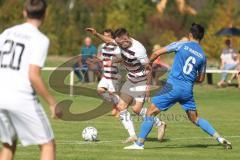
[217, 137, 232, 149]
[157, 122, 166, 141]
[122, 135, 137, 144]
[124, 143, 144, 150]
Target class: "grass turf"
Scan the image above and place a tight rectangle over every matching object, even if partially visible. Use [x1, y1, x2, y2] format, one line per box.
[1, 58, 240, 160]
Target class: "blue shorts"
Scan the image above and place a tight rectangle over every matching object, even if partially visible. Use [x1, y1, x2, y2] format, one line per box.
[151, 81, 196, 111]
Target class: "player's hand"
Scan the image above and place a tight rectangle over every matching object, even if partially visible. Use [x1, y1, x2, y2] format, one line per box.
[85, 28, 97, 35]
[145, 63, 153, 72]
[50, 103, 62, 119]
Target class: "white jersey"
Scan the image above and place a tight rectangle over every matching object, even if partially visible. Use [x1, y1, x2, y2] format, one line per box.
[121, 38, 149, 83]
[0, 23, 49, 101]
[100, 43, 121, 80]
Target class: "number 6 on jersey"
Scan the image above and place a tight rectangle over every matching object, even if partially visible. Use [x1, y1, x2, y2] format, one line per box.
[183, 56, 196, 75]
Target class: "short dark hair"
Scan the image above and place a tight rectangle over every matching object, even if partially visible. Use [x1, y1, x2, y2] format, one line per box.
[225, 39, 231, 47]
[24, 0, 47, 19]
[103, 29, 114, 37]
[189, 23, 205, 41]
[113, 28, 129, 38]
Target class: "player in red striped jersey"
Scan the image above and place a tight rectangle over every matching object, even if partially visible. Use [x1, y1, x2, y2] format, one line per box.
[86, 28, 166, 143]
[96, 29, 122, 117]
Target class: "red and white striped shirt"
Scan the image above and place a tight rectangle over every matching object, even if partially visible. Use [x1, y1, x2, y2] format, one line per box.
[120, 39, 149, 83]
[100, 43, 121, 80]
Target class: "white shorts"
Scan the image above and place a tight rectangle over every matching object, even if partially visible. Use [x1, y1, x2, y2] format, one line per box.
[0, 99, 54, 146]
[97, 77, 120, 92]
[120, 79, 147, 102]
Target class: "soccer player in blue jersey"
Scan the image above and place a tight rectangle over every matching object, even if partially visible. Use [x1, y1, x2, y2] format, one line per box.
[124, 23, 232, 150]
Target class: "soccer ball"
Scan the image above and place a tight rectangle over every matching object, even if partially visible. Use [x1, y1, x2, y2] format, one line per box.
[82, 126, 98, 141]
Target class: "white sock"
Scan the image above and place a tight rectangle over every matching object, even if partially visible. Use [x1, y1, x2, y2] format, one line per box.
[119, 109, 136, 137]
[139, 108, 162, 127]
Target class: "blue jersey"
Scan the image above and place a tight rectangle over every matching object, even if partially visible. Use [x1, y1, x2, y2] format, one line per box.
[151, 41, 206, 111]
[165, 41, 206, 89]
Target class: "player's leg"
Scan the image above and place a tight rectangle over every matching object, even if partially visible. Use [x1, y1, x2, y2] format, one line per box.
[124, 89, 176, 149]
[131, 99, 166, 141]
[117, 93, 136, 143]
[97, 78, 120, 116]
[0, 141, 17, 160]
[186, 110, 232, 149]
[0, 110, 18, 160]
[39, 140, 56, 160]
[124, 103, 161, 149]
[8, 101, 56, 158]
[182, 96, 232, 149]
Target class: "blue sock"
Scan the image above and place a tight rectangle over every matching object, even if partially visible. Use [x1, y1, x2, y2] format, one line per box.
[196, 118, 216, 136]
[137, 116, 155, 145]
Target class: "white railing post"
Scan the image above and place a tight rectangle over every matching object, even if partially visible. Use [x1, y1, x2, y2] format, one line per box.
[70, 70, 74, 97]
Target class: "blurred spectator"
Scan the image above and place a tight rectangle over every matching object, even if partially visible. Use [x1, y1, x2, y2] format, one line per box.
[151, 44, 170, 86]
[217, 39, 238, 87]
[228, 50, 240, 88]
[73, 37, 97, 82]
[238, 50, 240, 89]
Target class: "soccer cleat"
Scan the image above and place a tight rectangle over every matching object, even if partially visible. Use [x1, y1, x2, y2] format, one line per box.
[124, 143, 144, 150]
[122, 135, 137, 144]
[157, 122, 166, 141]
[217, 137, 232, 149]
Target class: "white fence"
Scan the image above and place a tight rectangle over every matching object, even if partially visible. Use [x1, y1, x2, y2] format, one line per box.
[42, 67, 239, 96]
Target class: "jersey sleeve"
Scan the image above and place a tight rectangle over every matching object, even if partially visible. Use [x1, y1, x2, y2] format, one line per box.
[165, 41, 185, 53]
[29, 37, 50, 68]
[136, 44, 149, 64]
[115, 46, 122, 59]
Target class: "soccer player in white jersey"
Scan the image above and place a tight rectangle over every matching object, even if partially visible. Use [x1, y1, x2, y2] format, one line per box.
[0, 0, 59, 160]
[86, 28, 166, 143]
[97, 29, 121, 117]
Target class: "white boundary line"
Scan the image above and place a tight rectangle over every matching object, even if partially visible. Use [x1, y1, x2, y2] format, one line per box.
[56, 135, 240, 145]
[16, 135, 240, 147]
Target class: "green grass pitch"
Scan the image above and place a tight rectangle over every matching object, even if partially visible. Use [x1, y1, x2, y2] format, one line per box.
[1, 66, 240, 160]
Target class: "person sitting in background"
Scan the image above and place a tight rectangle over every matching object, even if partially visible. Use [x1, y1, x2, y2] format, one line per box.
[237, 50, 240, 89]
[228, 50, 240, 88]
[151, 44, 170, 86]
[217, 39, 238, 87]
[73, 36, 97, 82]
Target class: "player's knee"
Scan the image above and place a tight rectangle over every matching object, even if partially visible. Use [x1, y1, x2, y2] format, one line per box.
[146, 104, 160, 116]
[97, 88, 105, 95]
[40, 140, 56, 150]
[188, 115, 198, 125]
[132, 106, 141, 115]
[117, 102, 127, 112]
[186, 110, 198, 125]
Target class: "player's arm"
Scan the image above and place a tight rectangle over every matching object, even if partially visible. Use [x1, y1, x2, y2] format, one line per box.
[149, 47, 168, 65]
[29, 39, 60, 118]
[29, 65, 58, 118]
[85, 28, 116, 44]
[149, 41, 183, 65]
[196, 60, 207, 83]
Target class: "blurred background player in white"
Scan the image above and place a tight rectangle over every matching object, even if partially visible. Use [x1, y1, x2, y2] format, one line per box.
[217, 39, 238, 87]
[0, 0, 59, 160]
[96, 29, 121, 117]
[86, 28, 166, 143]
